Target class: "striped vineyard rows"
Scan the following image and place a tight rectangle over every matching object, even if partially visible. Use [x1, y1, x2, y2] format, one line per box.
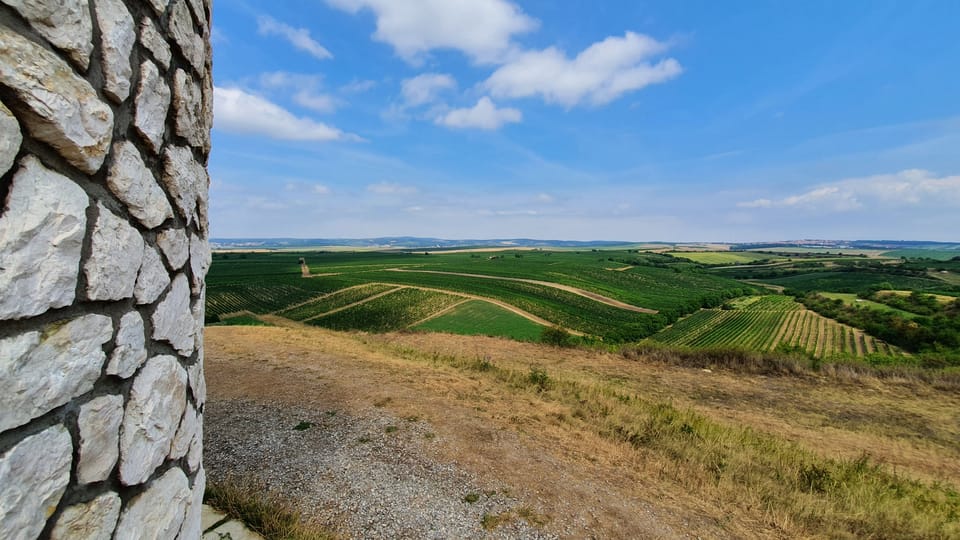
[650, 295, 903, 358]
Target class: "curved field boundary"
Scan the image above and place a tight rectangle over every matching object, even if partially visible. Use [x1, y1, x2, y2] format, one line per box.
[295, 281, 579, 335]
[406, 299, 471, 328]
[302, 287, 404, 322]
[386, 268, 658, 314]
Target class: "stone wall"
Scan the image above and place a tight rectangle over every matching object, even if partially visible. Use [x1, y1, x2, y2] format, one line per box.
[0, 0, 211, 537]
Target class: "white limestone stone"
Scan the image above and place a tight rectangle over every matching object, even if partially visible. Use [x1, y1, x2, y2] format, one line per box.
[134, 60, 170, 154]
[77, 394, 124, 484]
[0, 425, 72, 540]
[50, 492, 121, 540]
[189, 232, 210, 295]
[0, 101, 20, 176]
[140, 17, 171, 69]
[107, 311, 148, 378]
[192, 290, 205, 352]
[119, 355, 188, 485]
[173, 68, 207, 149]
[0, 27, 112, 173]
[188, 359, 206, 407]
[144, 0, 167, 16]
[0, 314, 112, 432]
[179, 467, 205, 539]
[162, 145, 208, 230]
[135, 245, 171, 305]
[187, 424, 202, 472]
[85, 204, 145, 301]
[115, 467, 190, 538]
[185, 0, 206, 28]
[1, 0, 93, 70]
[0, 156, 87, 320]
[169, 402, 197, 459]
[152, 274, 196, 355]
[169, 0, 205, 72]
[93, 0, 135, 102]
[107, 141, 174, 228]
[157, 227, 189, 269]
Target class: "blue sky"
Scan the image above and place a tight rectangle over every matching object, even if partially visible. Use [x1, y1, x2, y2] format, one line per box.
[209, 0, 960, 242]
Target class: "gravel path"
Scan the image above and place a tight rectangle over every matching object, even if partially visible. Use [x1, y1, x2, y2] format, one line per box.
[204, 399, 558, 539]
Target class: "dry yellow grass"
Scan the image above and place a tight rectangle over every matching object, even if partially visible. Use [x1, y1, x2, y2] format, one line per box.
[206, 326, 960, 539]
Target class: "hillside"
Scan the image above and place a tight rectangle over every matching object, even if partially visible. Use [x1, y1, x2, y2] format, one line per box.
[204, 325, 960, 539]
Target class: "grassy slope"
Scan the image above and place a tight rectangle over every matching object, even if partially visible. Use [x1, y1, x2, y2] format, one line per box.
[413, 300, 545, 341]
[206, 326, 960, 539]
[820, 292, 919, 318]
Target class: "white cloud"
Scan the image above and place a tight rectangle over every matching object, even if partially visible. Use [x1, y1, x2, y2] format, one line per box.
[313, 184, 331, 195]
[258, 72, 339, 113]
[435, 97, 521, 130]
[341, 79, 377, 93]
[294, 90, 338, 113]
[401, 73, 456, 106]
[326, 0, 537, 64]
[367, 182, 418, 195]
[257, 16, 333, 60]
[484, 32, 682, 107]
[738, 169, 960, 211]
[213, 86, 358, 141]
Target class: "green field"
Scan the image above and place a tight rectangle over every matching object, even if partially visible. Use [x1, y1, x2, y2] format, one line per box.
[667, 251, 780, 265]
[205, 250, 754, 341]
[882, 248, 960, 260]
[413, 300, 546, 341]
[819, 292, 918, 318]
[308, 288, 463, 332]
[650, 295, 901, 358]
[762, 271, 948, 294]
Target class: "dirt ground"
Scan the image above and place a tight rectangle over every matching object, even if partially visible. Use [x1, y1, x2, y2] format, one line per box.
[203, 325, 960, 538]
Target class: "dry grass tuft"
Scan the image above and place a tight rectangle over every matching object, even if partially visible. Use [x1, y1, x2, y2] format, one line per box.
[204, 476, 338, 540]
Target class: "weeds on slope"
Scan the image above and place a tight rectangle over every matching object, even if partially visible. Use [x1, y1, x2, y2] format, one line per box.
[205, 475, 339, 540]
[383, 343, 960, 539]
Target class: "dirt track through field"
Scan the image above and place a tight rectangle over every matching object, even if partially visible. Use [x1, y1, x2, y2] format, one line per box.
[386, 268, 658, 314]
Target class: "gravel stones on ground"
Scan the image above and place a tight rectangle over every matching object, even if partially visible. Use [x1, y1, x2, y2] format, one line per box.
[205, 399, 557, 540]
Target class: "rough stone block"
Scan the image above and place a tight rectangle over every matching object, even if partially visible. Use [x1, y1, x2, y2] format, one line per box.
[85, 203, 145, 301]
[189, 232, 210, 295]
[168, 0, 205, 72]
[107, 141, 174, 228]
[0, 314, 112, 433]
[93, 0, 136, 102]
[50, 492, 121, 540]
[107, 311, 148, 378]
[162, 145, 208, 231]
[0, 425, 72, 540]
[140, 17, 171, 69]
[0, 27, 113, 173]
[134, 60, 170, 154]
[0, 0, 93, 70]
[0, 156, 87, 320]
[188, 359, 206, 407]
[179, 467, 206, 539]
[0, 101, 20, 177]
[77, 394, 124, 484]
[135, 245, 171, 305]
[157, 227, 189, 270]
[115, 467, 190, 537]
[173, 68, 207, 150]
[119, 355, 188, 485]
[169, 402, 197, 459]
[152, 274, 196, 355]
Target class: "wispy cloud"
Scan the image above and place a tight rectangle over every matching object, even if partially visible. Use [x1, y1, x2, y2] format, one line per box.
[484, 32, 681, 107]
[738, 169, 960, 211]
[213, 86, 359, 141]
[436, 97, 521, 130]
[401, 73, 457, 107]
[325, 0, 537, 64]
[366, 181, 418, 195]
[257, 15, 333, 60]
